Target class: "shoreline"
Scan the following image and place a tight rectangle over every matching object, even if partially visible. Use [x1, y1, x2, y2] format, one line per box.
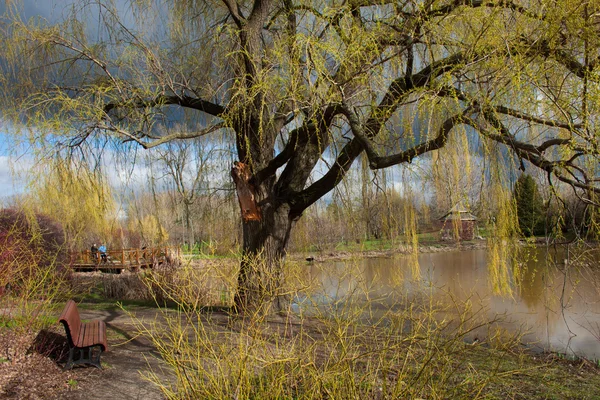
[185, 238, 599, 265]
[291, 238, 599, 263]
[292, 239, 489, 262]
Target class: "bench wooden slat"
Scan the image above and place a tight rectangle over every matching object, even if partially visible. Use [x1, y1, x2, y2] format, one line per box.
[80, 320, 107, 349]
[76, 323, 85, 347]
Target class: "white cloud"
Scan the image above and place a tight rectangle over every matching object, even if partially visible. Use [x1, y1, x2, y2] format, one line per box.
[0, 154, 34, 198]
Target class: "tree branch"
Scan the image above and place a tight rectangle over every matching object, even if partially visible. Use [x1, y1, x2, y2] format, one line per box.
[494, 105, 582, 131]
[97, 122, 226, 149]
[428, 0, 545, 21]
[289, 138, 363, 218]
[342, 103, 474, 169]
[103, 94, 227, 118]
[221, 0, 244, 27]
[479, 109, 600, 195]
[362, 52, 468, 137]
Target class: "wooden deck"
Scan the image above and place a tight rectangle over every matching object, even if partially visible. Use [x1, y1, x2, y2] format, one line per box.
[69, 247, 180, 272]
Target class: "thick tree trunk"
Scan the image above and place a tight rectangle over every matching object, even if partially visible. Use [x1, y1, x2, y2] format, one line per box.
[234, 201, 293, 315]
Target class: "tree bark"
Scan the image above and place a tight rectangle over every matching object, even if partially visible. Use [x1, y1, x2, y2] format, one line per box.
[234, 201, 294, 316]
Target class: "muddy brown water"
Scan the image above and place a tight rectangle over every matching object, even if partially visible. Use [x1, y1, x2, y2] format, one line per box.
[295, 248, 600, 360]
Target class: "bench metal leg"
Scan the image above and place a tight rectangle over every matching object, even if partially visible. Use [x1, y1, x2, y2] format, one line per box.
[63, 347, 75, 370]
[63, 345, 104, 370]
[89, 346, 103, 369]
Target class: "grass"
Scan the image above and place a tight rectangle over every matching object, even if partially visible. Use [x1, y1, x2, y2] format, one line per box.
[180, 241, 241, 259]
[181, 253, 236, 260]
[0, 311, 60, 330]
[75, 297, 169, 311]
[2, 267, 597, 399]
[334, 238, 395, 251]
[179, 232, 491, 259]
[301, 232, 489, 254]
[449, 346, 600, 399]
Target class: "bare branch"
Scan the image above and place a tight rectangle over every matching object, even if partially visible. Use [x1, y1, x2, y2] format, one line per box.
[289, 139, 363, 217]
[363, 52, 468, 137]
[479, 109, 600, 195]
[494, 105, 582, 131]
[97, 122, 226, 149]
[221, 0, 244, 27]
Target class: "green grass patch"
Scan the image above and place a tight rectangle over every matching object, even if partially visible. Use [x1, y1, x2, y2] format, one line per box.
[181, 253, 236, 260]
[0, 313, 58, 329]
[180, 242, 241, 258]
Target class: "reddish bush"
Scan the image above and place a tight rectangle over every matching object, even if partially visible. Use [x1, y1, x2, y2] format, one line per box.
[0, 208, 66, 292]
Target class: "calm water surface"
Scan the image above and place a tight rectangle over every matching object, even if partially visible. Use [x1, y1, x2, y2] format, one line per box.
[298, 248, 600, 359]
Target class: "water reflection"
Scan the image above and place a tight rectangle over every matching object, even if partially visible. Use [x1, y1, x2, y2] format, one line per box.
[297, 248, 600, 360]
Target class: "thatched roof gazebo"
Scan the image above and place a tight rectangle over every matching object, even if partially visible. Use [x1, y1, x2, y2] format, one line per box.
[438, 202, 477, 241]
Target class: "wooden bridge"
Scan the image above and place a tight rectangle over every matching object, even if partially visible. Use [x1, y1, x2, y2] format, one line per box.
[69, 246, 180, 273]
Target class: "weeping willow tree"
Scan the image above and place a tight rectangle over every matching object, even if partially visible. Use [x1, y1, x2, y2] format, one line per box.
[1, 0, 599, 314]
[26, 156, 117, 251]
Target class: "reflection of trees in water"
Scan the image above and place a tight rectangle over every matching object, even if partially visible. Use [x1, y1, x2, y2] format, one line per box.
[552, 246, 600, 355]
[303, 248, 600, 358]
[518, 246, 600, 353]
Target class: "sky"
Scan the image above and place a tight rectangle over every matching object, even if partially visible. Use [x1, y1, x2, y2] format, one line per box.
[0, 1, 127, 199]
[0, 154, 22, 197]
[0, 2, 64, 198]
[0, 0, 82, 28]
[0, 126, 29, 198]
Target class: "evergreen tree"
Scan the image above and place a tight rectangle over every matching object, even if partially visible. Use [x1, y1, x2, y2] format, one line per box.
[513, 175, 545, 237]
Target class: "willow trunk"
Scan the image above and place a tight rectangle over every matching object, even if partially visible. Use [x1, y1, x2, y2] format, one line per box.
[234, 199, 294, 315]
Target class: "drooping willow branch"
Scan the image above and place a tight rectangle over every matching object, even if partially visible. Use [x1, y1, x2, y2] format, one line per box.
[341, 102, 476, 169]
[478, 108, 600, 197]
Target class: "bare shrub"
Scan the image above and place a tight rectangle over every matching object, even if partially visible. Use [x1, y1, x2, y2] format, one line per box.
[0, 207, 73, 392]
[0, 208, 67, 295]
[70, 259, 215, 305]
[100, 272, 151, 300]
[142, 260, 218, 308]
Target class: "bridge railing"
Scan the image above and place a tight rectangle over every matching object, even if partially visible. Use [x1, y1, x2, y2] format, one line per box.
[69, 246, 180, 267]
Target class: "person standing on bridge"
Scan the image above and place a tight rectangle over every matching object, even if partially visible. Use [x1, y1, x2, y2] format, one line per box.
[98, 243, 107, 262]
[90, 243, 98, 263]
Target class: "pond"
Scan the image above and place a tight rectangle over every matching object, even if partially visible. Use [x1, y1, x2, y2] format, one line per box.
[296, 247, 600, 360]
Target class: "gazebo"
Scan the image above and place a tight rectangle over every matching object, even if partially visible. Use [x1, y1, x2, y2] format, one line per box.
[438, 202, 477, 241]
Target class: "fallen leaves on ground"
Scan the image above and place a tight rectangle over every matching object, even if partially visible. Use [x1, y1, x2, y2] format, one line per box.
[0, 326, 97, 399]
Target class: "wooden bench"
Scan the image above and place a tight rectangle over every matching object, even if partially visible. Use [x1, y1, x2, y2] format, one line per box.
[58, 300, 108, 370]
